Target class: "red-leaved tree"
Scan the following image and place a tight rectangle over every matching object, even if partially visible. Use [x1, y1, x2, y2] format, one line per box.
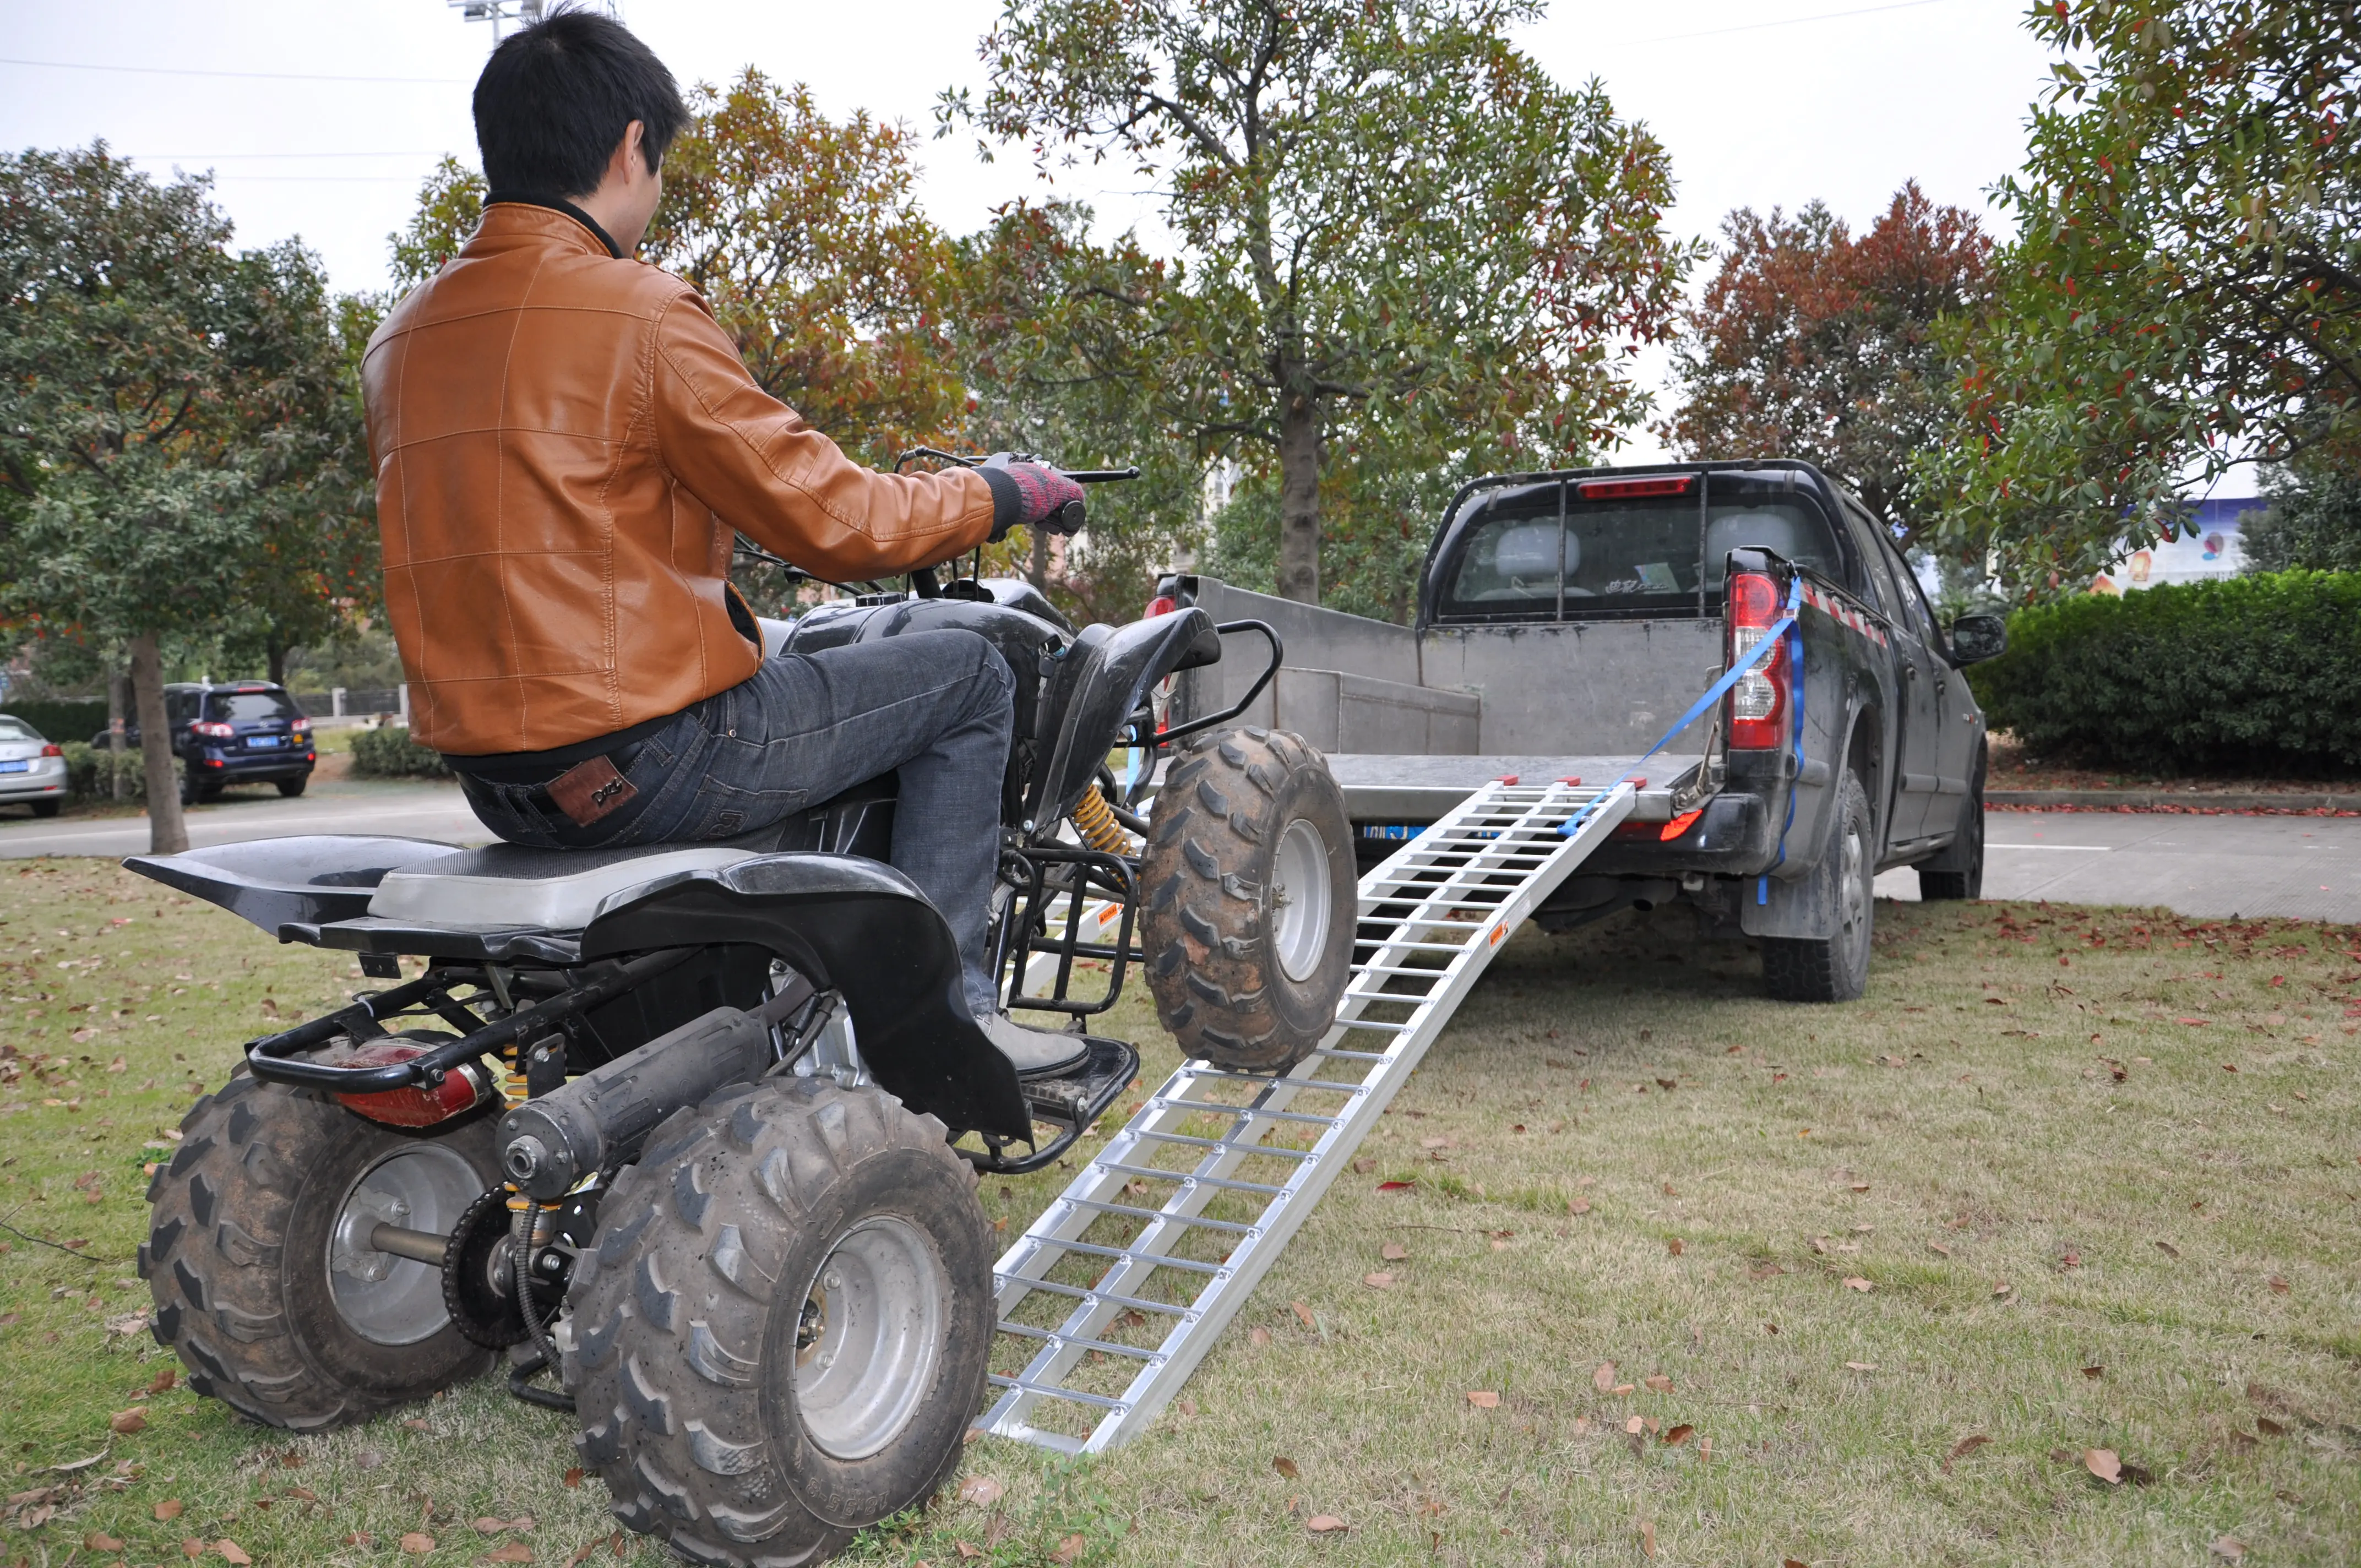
[1663, 181, 1993, 544]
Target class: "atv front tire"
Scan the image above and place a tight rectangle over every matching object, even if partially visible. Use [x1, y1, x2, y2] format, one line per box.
[142, 1071, 502, 1429]
[568, 1076, 993, 1566]
[1140, 726, 1355, 1073]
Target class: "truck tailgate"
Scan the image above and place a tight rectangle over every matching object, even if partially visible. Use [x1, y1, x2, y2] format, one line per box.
[1328, 753, 1708, 824]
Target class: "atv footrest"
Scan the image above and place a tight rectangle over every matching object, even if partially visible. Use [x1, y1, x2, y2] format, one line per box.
[962, 1036, 1139, 1175]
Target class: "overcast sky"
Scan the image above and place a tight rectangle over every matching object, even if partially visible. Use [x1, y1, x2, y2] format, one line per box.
[12, 1, 2233, 488]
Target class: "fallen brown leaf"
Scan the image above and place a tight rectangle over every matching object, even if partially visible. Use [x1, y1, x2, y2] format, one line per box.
[2082, 1365, 2104, 1380]
[482, 1544, 534, 1564]
[563, 1467, 583, 1487]
[1273, 1456, 1299, 1479]
[1785, 1560, 1811, 1568]
[2085, 1448, 2123, 1485]
[1612, 1382, 1635, 1396]
[1662, 1424, 1694, 1446]
[1362, 1271, 1394, 1289]
[1306, 1515, 1348, 1534]
[1993, 1281, 2012, 1297]
[1644, 1375, 1673, 1392]
[955, 1544, 982, 1561]
[401, 1535, 437, 1555]
[1763, 1322, 1780, 1335]
[2268, 1275, 2290, 1294]
[2154, 1240, 2181, 1259]
[1845, 1362, 1878, 1372]
[109, 1406, 148, 1435]
[1249, 1327, 1272, 1347]
[1291, 1300, 1315, 1330]
[146, 1367, 177, 1395]
[1624, 1415, 1644, 1434]
[1666, 1237, 1685, 1256]
[1842, 1276, 1873, 1292]
[1567, 1196, 1592, 1215]
[1941, 1434, 1991, 1473]
[85, 1532, 125, 1552]
[1927, 1242, 1952, 1257]
[215, 1537, 252, 1564]
[1051, 1533, 1089, 1564]
[1639, 1518, 1657, 1558]
[1592, 1361, 1616, 1392]
[402, 1419, 432, 1432]
[1380, 1242, 1408, 1261]
[155, 1499, 185, 1521]
[957, 1475, 1004, 1507]
[2211, 1537, 2247, 1560]
[2256, 1417, 2287, 1438]
[1466, 1390, 1500, 1409]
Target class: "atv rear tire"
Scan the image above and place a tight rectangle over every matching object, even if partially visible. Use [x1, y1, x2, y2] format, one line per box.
[141, 1071, 502, 1429]
[1140, 726, 1355, 1073]
[568, 1076, 992, 1567]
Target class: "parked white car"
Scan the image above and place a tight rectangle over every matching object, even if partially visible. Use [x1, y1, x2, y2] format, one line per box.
[0, 716, 67, 817]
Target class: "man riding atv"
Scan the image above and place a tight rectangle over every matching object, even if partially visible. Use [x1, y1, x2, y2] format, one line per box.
[362, 8, 1090, 1074]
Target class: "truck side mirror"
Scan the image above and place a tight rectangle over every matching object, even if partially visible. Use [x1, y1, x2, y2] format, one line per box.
[1947, 613, 2007, 665]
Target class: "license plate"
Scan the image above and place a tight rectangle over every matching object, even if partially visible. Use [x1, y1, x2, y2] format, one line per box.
[246, 735, 284, 749]
[0, 761, 28, 774]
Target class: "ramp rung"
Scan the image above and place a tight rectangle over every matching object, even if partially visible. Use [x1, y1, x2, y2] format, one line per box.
[982, 776, 1636, 1453]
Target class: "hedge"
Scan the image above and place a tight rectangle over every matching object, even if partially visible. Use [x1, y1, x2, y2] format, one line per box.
[1966, 570, 2361, 775]
[59, 742, 145, 803]
[350, 725, 450, 778]
[2, 700, 109, 747]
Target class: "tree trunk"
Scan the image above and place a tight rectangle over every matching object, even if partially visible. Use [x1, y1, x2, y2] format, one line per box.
[129, 633, 188, 855]
[1028, 524, 1049, 592]
[107, 667, 128, 802]
[265, 632, 286, 688]
[1276, 387, 1321, 603]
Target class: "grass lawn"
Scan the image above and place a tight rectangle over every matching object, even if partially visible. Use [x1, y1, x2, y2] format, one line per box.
[1, 862, 2355, 1566]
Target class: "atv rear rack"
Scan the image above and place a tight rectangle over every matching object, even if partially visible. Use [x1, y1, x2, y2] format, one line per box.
[981, 775, 1636, 1452]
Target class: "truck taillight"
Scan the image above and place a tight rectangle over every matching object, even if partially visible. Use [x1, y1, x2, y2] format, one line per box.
[193, 721, 233, 739]
[1727, 571, 1787, 750]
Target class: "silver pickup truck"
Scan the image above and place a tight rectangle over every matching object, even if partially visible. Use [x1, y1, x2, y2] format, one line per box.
[1160, 459, 2008, 1003]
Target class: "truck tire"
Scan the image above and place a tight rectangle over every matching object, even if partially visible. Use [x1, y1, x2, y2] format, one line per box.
[1761, 769, 1874, 1003]
[568, 1076, 992, 1567]
[140, 1071, 502, 1429]
[1917, 752, 1985, 901]
[1140, 726, 1355, 1074]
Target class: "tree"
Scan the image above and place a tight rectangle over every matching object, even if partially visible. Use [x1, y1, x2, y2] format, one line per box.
[1663, 182, 1994, 544]
[1924, 0, 2361, 595]
[952, 0, 1696, 603]
[2243, 454, 2361, 573]
[0, 146, 353, 850]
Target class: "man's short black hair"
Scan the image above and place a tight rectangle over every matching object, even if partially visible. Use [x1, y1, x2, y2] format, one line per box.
[472, 6, 687, 197]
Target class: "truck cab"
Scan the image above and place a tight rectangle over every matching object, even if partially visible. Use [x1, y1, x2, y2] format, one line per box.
[1162, 459, 2005, 1001]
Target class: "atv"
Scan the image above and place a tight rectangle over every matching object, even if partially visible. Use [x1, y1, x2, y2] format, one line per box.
[127, 457, 1357, 1567]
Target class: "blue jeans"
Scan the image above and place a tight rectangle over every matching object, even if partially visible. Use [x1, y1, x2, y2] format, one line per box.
[458, 629, 1015, 1013]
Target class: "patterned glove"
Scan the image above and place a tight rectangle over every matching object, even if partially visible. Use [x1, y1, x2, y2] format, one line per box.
[982, 457, 1086, 541]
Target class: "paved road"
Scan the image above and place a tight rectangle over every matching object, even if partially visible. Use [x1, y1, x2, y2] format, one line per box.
[1874, 809, 2361, 923]
[3, 787, 2355, 925]
[0, 777, 487, 861]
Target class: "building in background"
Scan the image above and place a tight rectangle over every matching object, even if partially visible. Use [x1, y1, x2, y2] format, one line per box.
[2090, 494, 2265, 594]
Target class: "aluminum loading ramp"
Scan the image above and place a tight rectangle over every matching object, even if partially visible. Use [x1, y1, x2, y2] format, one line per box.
[982, 776, 1638, 1453]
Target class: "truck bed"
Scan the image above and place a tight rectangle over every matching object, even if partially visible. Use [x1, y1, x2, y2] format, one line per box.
[1326, 753, 1706, 824]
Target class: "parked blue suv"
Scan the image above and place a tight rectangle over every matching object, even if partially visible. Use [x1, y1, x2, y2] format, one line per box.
[96, 682, 317, 804]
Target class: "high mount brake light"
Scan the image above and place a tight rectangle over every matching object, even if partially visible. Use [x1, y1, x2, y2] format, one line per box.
[1726, 570, 1788, 750]
[1577, 475, 1695, 500]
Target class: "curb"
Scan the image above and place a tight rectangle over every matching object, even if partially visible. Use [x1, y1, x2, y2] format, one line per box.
[1988, 788, 2361, 812]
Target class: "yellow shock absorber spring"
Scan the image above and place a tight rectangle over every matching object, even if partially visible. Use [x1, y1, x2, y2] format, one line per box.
[501, 1039, 529, 1109]
[1069, 786, 1134, 856]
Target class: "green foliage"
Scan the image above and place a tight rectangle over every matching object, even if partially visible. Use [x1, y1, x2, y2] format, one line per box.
[1924, 1, 2361, 597]
[0, 699, 107, 747]
[386, 155, 485, 293]
[2242, 459, 2361, 574]
[1664, 183, 1994, 546]
[1967, 571, 2361, 774]
[348, 725, 450, 778]
[58, 741, 145, 802]
[951, 0, 1698, 602]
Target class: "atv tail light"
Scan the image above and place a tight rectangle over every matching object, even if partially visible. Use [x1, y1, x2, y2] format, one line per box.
[193, 721, 234, 739]
[1577, 475, 1695, 500]
[1143, 595, 1178, 619]
[333, 1042, 494, 1128]
[1726, 570, 1788, 750]
[38, 743, 59, 758]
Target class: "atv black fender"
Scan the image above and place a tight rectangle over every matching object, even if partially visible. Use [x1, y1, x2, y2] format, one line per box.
[581, 853, 1031, 1139]
[1027, 607, 1222, 827]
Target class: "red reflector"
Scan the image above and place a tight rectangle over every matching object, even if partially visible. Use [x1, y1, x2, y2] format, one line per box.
[333, 1043, 491, 1128]
[1729, 572, 1778, 628]
[1577, 475, 1695, 500]
[1143, 595, 1178, 618]
[1660, 808, 1704, 841]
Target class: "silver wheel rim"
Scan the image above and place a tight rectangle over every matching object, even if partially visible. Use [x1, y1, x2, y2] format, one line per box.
[1270, 816, 1332, 984]
[325, 1143, 481, 1346]
[1840, 816, 1868, 946]
[792, 1216, 948, 1461]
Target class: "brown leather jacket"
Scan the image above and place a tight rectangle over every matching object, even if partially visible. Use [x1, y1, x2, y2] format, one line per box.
[362, 200, 1002, 758]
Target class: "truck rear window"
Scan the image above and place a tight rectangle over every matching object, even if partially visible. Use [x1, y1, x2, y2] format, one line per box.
[1438, 475, 1847, 620]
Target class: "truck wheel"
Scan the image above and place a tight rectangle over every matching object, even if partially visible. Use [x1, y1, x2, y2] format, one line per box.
[568, 1076, 993, 1567]
[140, 1071, 502, 1429]
[1917, 755, 1985, 901]
[1140, 726, 1355, 1073]
[1761, 769, 1874, 1003]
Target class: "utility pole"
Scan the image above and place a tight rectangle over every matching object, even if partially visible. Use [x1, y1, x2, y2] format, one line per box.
[447, 1, 544, 42]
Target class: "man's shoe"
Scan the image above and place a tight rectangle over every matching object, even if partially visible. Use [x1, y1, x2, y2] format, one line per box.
[978, 1011, 1091, 1076]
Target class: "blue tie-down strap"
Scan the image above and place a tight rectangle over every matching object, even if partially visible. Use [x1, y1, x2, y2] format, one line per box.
[1560, 592, 1800, 840]
[1759, 577, 1808, 904]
